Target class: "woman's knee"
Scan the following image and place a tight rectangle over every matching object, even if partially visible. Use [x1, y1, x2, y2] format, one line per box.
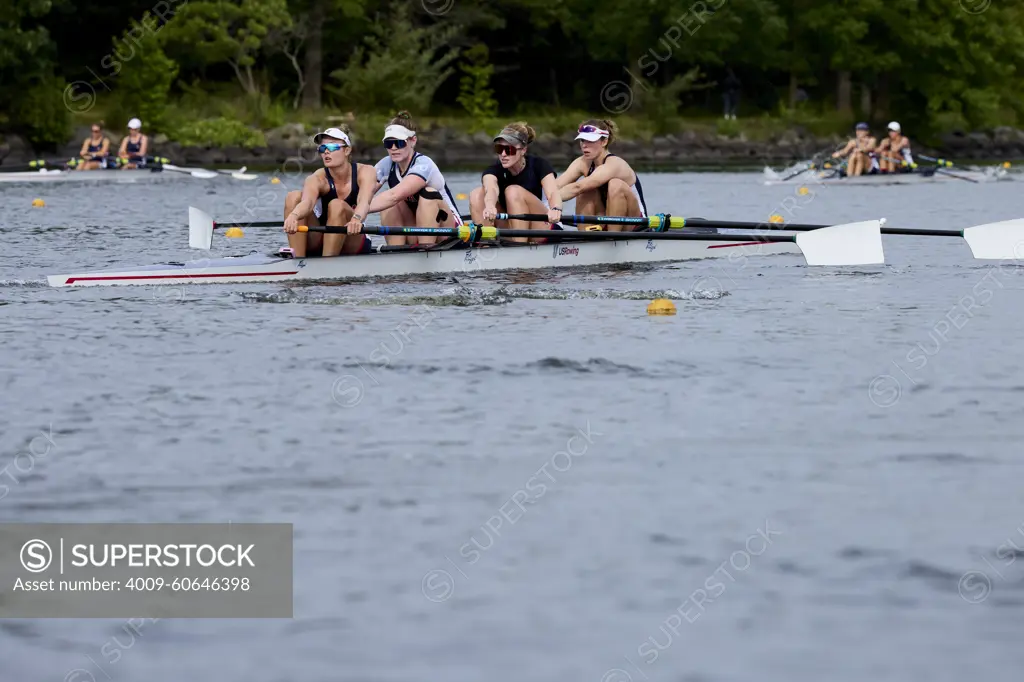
[326, 199, 353, 221]
[607, 178, 630, 198]
[470, 186, 485, 207]
[284, 190, 302, 210]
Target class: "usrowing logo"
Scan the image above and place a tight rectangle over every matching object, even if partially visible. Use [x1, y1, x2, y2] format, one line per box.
[646, 240, 656, 252]
[296, 259, 306, 268]
[464, 251, 476, 265]
[552, 245, 580, 259]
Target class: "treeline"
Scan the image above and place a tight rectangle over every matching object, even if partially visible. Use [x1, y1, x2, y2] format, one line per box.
[4, 0, 1024, 147]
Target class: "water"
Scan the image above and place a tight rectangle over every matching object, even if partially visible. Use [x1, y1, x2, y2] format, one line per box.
[3, 170, 1024, 681]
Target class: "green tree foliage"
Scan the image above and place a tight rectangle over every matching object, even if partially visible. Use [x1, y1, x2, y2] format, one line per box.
[456, 44, 498, 123]
[160, 0, 291, 95]
[108, 12, 179, 132]
[327, 2, 461, 112]
[4, 0, 1024, 148]
[10, 73, 72, 146]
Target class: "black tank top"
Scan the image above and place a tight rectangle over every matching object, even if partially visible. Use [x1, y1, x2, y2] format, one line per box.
[324, 163, 359, 206]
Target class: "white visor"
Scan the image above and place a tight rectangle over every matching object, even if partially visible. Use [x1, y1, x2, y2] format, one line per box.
[128, 118, 142, 129]
[887, 121, 901, 132]
[575, 128, 610, 142]
[382, 125, 416, 141]
[312, 128, 352, 146]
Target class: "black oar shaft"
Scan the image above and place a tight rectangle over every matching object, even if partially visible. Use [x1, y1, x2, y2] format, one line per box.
[682, 220, 964, 238]
[302, 224, 799, 243]
[216, 220, 283, 228]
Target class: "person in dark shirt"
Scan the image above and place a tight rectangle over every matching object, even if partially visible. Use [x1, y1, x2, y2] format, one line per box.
[469, 121, 562, 243]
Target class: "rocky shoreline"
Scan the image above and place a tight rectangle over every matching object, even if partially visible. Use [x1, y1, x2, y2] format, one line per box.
[4, 124, 1024, 171]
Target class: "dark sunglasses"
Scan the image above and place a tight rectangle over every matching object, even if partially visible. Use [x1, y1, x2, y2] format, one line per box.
[383, 139, 408, 150]
[318, 143, 346, 153]
[494, 144, 521, 156]
[91, 129, 101, 133]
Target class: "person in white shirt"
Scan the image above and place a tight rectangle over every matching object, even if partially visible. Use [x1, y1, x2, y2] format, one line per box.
[365, 111, 462, 246]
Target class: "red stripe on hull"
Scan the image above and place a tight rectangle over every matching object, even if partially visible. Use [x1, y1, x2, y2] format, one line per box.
[64, 271, 299, 284]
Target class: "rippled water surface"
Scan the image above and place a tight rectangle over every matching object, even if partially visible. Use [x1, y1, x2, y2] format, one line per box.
[3, 170, 1024, 682]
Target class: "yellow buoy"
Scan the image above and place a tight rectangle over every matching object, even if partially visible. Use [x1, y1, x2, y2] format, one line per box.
[797, 186, 809, 196]
[647, 298, 676, 316]
[224, 227, 245, 238]
[270, 177, 281, 184]
[455, 192, 467, 200]
[769, 214, 784, 224]
[31, 198, 45, 207]
[1003, 161, 1011, 169]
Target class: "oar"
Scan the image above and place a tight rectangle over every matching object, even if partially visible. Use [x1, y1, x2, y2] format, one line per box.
[675, 218, 1024, 260]
[0, 159, 56, 172]
[163, 163, 219, 179]
[292, 221, 884, 267]
[217, 167, 259, 180]
[494, 212, 687, 230]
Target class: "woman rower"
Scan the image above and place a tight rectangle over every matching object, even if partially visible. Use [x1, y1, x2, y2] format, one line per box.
[365, 111, 462, 246]
[78, 123, 110, 170]
[117, 118, 149, 169]
[282, 126, 377, 257]
[877, 121, 913, 173]
[556, 118, 648, 231]
[470, 122, 561, 243]
[832, 122, 877, 177]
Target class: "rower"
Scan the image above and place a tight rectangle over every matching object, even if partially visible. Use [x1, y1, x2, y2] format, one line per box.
[877, 121, 913, 173]
[118, 118, 149, 169]
[469, 121, 562, 243]
[78, 123, 110, 171]
[832, 122, 877, 177]
[282, 126, 377, 257]
[365, 111, 462, 246]
[556, 119, 648, 231]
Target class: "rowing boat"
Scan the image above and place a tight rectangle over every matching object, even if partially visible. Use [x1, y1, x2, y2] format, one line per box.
[762, 166, 1009, 186]
[0, 165, 257, 184]
[47, 237, 805, 287]
[0, 168, 164, 183]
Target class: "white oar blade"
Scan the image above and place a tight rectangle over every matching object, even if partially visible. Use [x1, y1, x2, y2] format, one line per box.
[190, 169, 218, 179]
[795, 220, 885, 266]
[189, 206, 215, 250]
[963, 218, 1024, 259]
[231, 172, 258, 181]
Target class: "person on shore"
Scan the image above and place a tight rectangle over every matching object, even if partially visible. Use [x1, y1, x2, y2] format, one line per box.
[556, 119, 648, 231]
[469, 122, 562, 243]
[282, 126, 377, 257]
[722, 68, 740, 120]
[77, 123, 110, 170]
[117, 118, 149, 169]
[832, 122, 877, 177]
[364, 111, 462, 246]
[876, 121, 913, 173]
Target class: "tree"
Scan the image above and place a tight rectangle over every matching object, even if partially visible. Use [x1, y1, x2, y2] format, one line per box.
[160, 0, 292, 96]
[327, 2, 461, 112]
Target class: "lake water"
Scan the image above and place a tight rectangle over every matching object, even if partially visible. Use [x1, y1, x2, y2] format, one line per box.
[2, 169, 1024, 682]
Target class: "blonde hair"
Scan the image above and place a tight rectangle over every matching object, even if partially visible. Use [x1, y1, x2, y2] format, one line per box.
[579, 118, 617, 145]
[504, 121, 536, 144]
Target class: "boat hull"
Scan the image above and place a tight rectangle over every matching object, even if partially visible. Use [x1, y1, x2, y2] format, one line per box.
[0, 169, 165, 183]
[47, 238, 802, 288]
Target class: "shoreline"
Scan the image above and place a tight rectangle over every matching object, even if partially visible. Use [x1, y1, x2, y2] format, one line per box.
[3, 123, 1022, 172]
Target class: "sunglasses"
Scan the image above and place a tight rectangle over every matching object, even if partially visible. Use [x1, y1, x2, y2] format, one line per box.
[318, 143, 346, 153]
[91, 129, 101, 133]
[494, 144, 521, 156]
[383, 139, 408, 150]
